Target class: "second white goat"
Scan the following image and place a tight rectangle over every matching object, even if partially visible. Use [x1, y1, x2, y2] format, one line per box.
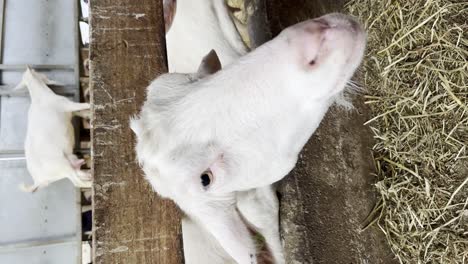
[17, 68, 92, 192]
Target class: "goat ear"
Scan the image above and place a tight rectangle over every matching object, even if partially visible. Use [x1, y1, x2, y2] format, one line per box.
[35, 71, 63, 86]
[13, 67, 31, 91]
[13, 80, 27, 91]
[163, 0, 177, 33]
[129, 117, 143, 140]
[25, 67, 64, 86]
[195, 50, 222, 79]
[182, 201, 256, 263]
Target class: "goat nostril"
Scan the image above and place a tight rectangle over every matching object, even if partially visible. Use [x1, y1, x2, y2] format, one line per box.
[201, 171, 212, 187]
[314, 18, 330, 29]
[201, 174, 210, 186]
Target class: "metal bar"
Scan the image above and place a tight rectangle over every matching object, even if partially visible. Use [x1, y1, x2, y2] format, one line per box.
[0, 0, 5, 64]
[73, 0, 82, 176]
[0, 64, 75, 71]
[0, 149, 23, 155]
[74, 3, 84, 263]
[0, 236, 78, 252]
[0, 156, 25, 161]
[0, 148, 91, 156]
[0, 84, 77, 96]
[0, 0, 5, 111]
[0, 148, 26, 161]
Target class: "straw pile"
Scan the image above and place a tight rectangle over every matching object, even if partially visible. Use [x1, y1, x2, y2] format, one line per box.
[346, 0, 468, 263]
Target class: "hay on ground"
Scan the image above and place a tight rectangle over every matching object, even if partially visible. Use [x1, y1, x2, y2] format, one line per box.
[346, 0, 468, 263]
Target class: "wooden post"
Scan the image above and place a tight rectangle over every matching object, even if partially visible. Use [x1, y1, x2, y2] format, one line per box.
[90, 1, 183, 263]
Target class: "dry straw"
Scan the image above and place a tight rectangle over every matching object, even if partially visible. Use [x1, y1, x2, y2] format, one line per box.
[346, 0, 467, 263]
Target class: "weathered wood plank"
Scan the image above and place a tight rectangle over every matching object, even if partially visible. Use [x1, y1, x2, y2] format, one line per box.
[90, 1, 183, 263]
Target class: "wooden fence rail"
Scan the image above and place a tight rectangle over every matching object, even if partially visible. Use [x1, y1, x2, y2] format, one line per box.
[90, 1, 183, 263]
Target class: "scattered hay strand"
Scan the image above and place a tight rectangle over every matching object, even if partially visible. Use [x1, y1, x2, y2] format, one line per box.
[346, 0, 468, 263]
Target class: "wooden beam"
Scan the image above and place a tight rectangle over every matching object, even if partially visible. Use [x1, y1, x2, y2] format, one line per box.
[90, 1, 183, 263]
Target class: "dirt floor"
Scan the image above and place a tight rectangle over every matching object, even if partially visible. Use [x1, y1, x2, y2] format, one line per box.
[278, 100, 396, 264]
[247, 0, 397, 263]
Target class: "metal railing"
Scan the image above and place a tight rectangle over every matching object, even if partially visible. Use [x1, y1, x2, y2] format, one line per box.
[0, 0, 84, 160]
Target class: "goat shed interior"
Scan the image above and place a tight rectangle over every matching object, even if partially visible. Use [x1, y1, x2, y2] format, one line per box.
[91, 0, 394, 263]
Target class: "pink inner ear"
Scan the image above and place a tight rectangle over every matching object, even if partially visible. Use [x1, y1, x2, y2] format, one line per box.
[71, 159, 85, 170]
[208, 154, 225, 184]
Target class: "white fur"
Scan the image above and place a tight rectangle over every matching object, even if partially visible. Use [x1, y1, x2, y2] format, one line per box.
[182, 185, 282, 264]
[165, 0, 248, 74]
[18, 68, 91, 192]
[133, 13, 366, 264]
[165, 1, 281, 263]
[182, 217, 237, 264]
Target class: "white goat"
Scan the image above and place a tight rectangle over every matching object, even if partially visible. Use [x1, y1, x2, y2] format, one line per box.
[132, 12, 366, 263]
[16, 67, 92, 192]
[164, 1, 283, 263]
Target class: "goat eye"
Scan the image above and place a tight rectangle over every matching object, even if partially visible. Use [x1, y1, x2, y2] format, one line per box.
[200, 170, 212, 187]
[309, 59, 316, 66]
